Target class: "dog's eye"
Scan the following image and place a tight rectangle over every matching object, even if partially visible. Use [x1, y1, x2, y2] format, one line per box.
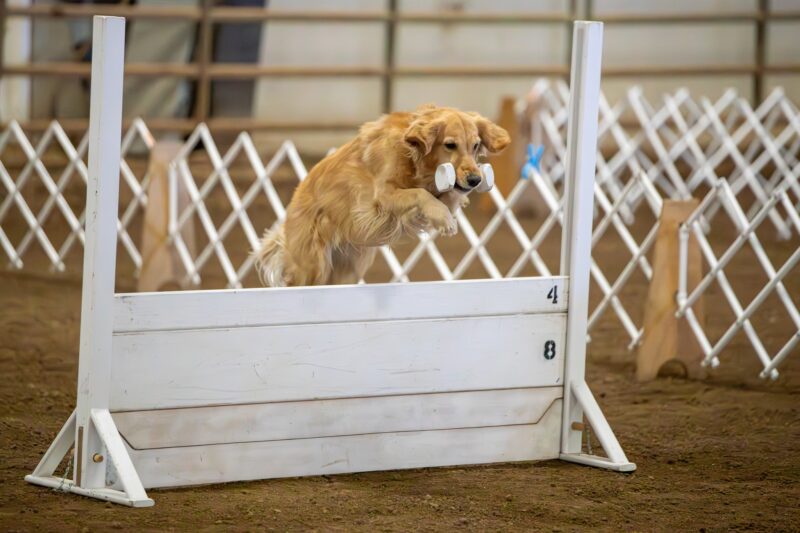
[444, 142, 457, 150]
[473, 142, 480, 152]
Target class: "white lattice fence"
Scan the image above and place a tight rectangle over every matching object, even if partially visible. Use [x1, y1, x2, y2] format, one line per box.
[0, 119, 154, 273]
[676, 179, 800, 379]
[167, 124, 308, 288]
[1, 84, 798, 377]
[534, 82, 798, 208]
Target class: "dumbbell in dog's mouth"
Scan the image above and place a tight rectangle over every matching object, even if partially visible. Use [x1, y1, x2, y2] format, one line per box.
[435, 162, 495, 195]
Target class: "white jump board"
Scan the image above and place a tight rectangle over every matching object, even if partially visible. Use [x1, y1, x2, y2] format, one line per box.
[115, 387, 564, 449]
[108, 277, 569, 487]
[110, 277, 569, 411]
[113, 276, 568, 331]
[124, 398, 563, 489]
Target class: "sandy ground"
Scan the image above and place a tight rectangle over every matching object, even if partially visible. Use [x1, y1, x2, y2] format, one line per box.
[1, 163, 799, 531]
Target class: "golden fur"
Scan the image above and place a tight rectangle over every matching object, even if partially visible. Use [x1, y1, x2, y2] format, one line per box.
[254, 105, 510, 287]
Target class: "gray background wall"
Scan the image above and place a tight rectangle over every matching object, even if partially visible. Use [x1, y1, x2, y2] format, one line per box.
[253, 0, 800, 149]
[2, 0, 798, 151]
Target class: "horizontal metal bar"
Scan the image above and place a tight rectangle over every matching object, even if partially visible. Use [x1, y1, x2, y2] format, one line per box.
[3, 118, 365, 133]
[0, 63, 569, 78]
[2, 63, 194, 77]
[4, 4, 203, 20]
[2, 6, 568, 23]
[603, 64, 800, 76]
[6, 5, 800, 23]
[763, 63, 800, 74]
[394, 66, 569, 76]
[391, 12, 571, 23]
[6, 115, 799, 136]
[5, 63, 800, 79]
[0, 63, 383, 78]
[597, 11, 800, 23]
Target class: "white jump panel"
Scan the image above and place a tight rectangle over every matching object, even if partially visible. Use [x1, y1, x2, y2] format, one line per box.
[113, 276, 568, 332]
[110, 312, 566, 411]
[114, 387, 563, 449]
[127, 399, 563, 489]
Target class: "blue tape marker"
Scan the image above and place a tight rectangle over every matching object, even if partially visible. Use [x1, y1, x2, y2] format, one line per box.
[521, 144, 544, 179]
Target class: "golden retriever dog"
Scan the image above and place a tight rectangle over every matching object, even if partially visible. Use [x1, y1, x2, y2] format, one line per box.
[254, 104, 510, 287]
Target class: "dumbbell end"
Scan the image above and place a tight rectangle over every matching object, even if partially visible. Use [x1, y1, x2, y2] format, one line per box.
[476, 163, 495, 193]
[435, 163, 456, 192]
[435, 162, 494, 194]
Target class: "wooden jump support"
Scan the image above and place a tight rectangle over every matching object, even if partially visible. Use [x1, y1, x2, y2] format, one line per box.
[637, 200, 707, 382]
[25, 17, 634, 507]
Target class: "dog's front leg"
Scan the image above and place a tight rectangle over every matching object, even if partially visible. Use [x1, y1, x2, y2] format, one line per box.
[437, 190, 470, 214]
[395, 188, 458, 237]
[357, 188, 457, 245]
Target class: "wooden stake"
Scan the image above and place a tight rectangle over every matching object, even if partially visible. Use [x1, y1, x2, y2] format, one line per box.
[637, 199, 706, 382]
[480, 94, 550, 216]
[138, 140, 195, 292]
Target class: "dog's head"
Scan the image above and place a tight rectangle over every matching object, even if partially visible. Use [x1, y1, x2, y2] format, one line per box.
[403, 105, 510, 194]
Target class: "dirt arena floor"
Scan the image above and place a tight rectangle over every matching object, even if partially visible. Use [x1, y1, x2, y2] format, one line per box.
[1, 156, 799, 531]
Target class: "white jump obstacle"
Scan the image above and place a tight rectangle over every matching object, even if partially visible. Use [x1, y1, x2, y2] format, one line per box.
[26, 18, 634, 507]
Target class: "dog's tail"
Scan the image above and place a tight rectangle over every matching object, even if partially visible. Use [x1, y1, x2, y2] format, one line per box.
[253, 223, 287, 287]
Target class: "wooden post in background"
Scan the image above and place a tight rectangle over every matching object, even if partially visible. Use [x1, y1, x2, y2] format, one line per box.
[138, 140, 195, 292]
[481, 96, 523, 213]
[481, 94, 549, 216]
[637, 199, 706, 382]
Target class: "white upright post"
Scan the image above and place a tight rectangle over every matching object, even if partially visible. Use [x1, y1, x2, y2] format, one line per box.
[559, 21, 635, 472]
[26, 16, 152, 506]
[74, 14, 127, 491]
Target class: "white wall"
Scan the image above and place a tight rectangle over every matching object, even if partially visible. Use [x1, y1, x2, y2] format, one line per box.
[25, 0, 198, 121]
[254, 0, 800, 151]
[8, 0, 799, 149]
[0, 0, 31, 122]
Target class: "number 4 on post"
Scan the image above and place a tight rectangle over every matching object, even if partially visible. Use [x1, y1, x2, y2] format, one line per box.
[547, 285, 558, 304]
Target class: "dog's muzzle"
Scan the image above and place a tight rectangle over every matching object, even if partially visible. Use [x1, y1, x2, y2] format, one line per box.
[435, 163, 495, 194]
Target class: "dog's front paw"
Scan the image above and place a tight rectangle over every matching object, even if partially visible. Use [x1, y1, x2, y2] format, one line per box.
[423, 203, 458, 236]
[438, 216, 458, 236]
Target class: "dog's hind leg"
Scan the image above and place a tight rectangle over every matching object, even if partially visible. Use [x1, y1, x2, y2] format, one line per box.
[330, 251, 360, 285]
[254, 224, 287, 287]
[329, 246, 377, 285]
[283, 232, 333, 286]
[354, 247, 377, 281]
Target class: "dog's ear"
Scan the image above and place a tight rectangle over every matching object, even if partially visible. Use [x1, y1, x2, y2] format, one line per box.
[404, 117, 443, 157]
[471, 114, 511, 154]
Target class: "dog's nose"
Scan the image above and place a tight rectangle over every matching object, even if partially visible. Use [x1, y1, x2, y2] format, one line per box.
[466, 174, 482, 188]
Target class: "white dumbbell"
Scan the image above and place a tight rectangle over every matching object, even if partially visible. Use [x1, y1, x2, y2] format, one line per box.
[477, 163, 494, 193]
[435, 163, 494, 194]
